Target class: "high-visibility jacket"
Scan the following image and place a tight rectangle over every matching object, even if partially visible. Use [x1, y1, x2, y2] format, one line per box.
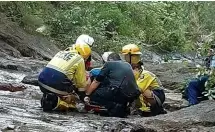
[135, 69, 163, 112]
[38, 50, 87, 94]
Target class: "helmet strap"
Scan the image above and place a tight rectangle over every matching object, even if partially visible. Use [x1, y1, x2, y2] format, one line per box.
[129, 52, 131, 64]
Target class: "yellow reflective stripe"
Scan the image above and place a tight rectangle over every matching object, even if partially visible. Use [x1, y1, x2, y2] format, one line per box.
[38, 81, 70, 95]
[153, 93, 162, 106]
[78, 88, 85, 92]
[53, 97, 61, 110]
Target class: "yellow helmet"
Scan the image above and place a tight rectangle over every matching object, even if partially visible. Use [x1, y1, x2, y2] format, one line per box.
[74, 43, 91, 59]
[124, 54, 141, 64]
[65, 44, 91, 59]
[121, 44, 142, 55]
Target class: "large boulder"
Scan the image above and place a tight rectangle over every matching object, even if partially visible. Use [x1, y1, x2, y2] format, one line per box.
[0, 13, 60, 60]
[144, 62, 196, 91]
[102, 100, 215, 132]
[91, 51, 103, 68]
[21, 74, 39, 86]
[0, 56, 47, 73]
[141, 49, 162, 64]
[136, 100, 215, 131]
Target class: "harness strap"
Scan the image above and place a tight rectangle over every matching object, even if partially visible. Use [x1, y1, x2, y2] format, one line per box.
[153, 93, 162, 106]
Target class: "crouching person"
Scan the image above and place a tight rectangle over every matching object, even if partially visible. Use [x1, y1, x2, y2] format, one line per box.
[38, 43, 91, 112]
[85, 52, 140, 118]
[122, 44, 166, 116]
[133, 61, 166, 116]
[182, 74, 209, 106]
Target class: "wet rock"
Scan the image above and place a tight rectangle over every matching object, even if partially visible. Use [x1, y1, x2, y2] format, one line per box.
[132, 100, 215, 131]
[141, 49, 162, 64]
[0, 69, 215, 132]
[0, 40, 22, 58]
[1, 125, 17, 132]
[91, 51, 103, 68]
[0, 56, 47, 72]
[101, 121, 156, 132]
[0, 83, 26, 92]
[163, 99, 184, 112]
[144, 62, 196, 90]
[6, 125, 15, 130]
[0, 13, 60, 60]
[0, 14, 58, 72]
[21, 74, 39, 86]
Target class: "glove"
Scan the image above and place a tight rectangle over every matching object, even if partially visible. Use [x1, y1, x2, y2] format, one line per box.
[84, 95, 90, 104]
[75, 102, 86, 112]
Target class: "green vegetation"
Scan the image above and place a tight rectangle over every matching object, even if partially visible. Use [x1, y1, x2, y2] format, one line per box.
[1, 1, 215, 54]
[204, 69, 215, 100]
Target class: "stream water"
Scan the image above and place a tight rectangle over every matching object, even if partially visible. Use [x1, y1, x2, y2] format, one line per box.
[0, 69, 182, 132]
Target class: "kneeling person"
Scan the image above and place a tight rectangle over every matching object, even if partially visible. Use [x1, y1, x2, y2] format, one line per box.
[183, 74, 209, 105]
[38, 43, 91, 111]
[122, 44, 166, 116]
[85, 53, 140, 117]
[134, 62, 166, 116]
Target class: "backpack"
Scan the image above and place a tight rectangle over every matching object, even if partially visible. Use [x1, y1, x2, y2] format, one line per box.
[111, 76, 141, 103]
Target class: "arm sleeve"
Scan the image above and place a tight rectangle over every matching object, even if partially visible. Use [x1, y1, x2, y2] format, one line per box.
[74, 59, 87, 89]
[137, 73, 155, 92]
[95, 62, 109, 82]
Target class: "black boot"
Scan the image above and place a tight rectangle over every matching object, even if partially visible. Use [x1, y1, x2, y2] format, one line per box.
[41, 93, 58, 112]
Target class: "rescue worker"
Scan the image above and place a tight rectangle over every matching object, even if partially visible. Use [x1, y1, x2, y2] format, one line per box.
[84, 52, 140, 117]
[88, 52, 116, 92]
[122, 44, 166, 116]
[38, 43, 91, 112]
[75, 34, 94, 71]
[102, 52, 113, 63]
[183, 75, 209, 105]
[75, 34, 94, 47]
[182, 67, 210, 106]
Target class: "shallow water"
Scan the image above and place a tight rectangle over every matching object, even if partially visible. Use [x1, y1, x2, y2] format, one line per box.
[0, 69, 26, 83]
[0, 70, 134, 131]
[0, 69, 184, 132]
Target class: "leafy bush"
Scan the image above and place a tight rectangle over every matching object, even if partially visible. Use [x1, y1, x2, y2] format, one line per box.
[204, 69, 215, 100]
[1, 1, 215, 54]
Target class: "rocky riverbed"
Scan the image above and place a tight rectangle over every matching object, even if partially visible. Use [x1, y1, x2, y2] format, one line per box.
[0, 13, 215, 132]
[0, 68, 215, 132]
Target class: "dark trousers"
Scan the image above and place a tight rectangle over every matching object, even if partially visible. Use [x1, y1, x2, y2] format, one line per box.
[184, 79, 208, 105]
[140, 89, 166, 117]
[90, 86, 129, 117]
